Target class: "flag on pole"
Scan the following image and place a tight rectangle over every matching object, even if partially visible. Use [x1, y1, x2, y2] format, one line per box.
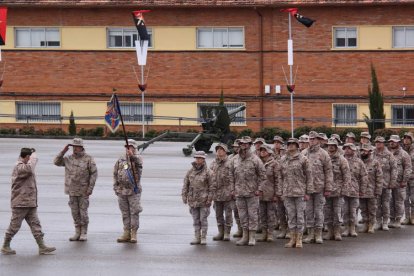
[132, 10, 151, 41]
[105, 94, 121, 133]
[0, 7, 7, 45]
[281, 8, 315, 28]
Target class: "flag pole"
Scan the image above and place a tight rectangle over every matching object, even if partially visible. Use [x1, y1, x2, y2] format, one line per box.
[288, 12, 294, 138]
[141, 63, 145, 139]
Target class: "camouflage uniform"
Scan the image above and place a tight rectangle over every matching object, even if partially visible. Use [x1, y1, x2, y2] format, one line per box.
[54, 150, 98, 230]
[302, 143, 334, 240]
[228, 152, 242, 236]
[273, 147, 288, 234]
[390, 145, 412, 225]
[360, 154, 383, 229]
[403, 141, 414, 224]
[113, 153, 143, 235]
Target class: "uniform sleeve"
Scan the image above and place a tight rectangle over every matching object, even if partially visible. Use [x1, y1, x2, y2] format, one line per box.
[375, 161, 384, 196]
[303, 157, 314, 194]
[113, 159, 120, 193]
[87, 157, 98, 194]
[323, 152, 334, 192]
[207, 169, 216, 203]
[273, 161, 283, 197]
[130, 154, 143, 180]
[341, 157, 352, 195]
[54, 152, 66, 167]
[402, 152, 412, 185]
[359, 161, 369, 195]
[182, 170, 191, 200]
[256, 158, 267, 192]
[229, 159, 235, 195]
[389, 154, 398, 188]
[15, 163, 34, 179]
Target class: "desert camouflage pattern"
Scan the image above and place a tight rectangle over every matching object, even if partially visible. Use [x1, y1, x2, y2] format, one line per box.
[11, 156, 38, 208]
[373, 148, 397, 189]
[210, 156, 233, 202]
[342, 155, 369, 198]
[5, 208, 44, 240]
[68, 196, 89, 227]
[113, 154, 143, 196]
[260, 156, 282, 200]
[302, 144, 334, 193]
[284, 197, 306, 233]
[328, 150, 351, 197]
[280, 152, 314, 197]
[361, 155, 383, 198]
[182, 162, 215, 208]
[236, 196, 260, 230]
[190, 207, 211, 231]
[118, 194, 142, 231]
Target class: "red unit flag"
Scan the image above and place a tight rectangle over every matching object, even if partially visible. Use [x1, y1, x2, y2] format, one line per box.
[0, 7, 7, 45]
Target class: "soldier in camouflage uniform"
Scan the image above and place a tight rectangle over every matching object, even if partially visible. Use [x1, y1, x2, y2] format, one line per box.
[54, 138, 98, 242]
[1, 148, 55, 255]
[330, 134, 344, 155]
[210, 143, 233, 241]
[228, 139, 243, 238]
[373, 136, 397, 231]
[273, 136, 288, 239]
[388, 135, 412, 228]
[253, 138, 266, 156]
[182, 151, 215, 245]
[229, 136, 266, 246]
[402, 132, 414, 225]
[345, 132, 356, 144]
[280, 138, 314, 248]
[299, 135, 310, 152]
[359, 143, 383, 234]
[113, 139, 143, 243]
[302, 131, 334, 244]
[318, 133, 329, 151]
[360, 132, 371, 145]
[324, 138, 351, 241]
[257, 144, 281, 242]
[342, 143, 369, 237]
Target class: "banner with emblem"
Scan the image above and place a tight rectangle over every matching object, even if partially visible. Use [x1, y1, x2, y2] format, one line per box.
[0, 7, 7, 46]
[105, 94, 121, 133]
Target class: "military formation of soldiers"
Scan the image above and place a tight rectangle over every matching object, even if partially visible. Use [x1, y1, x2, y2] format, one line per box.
[182, 131, 414, 248]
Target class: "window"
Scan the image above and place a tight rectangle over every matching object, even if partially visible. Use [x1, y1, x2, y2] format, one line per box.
[107, 28, 152, 48]
[392, 105, 414, 126]
[333, 27, 357, 48]
[15, 28, 60, 48]
[119, 102, 153, 123]
[16, 102, 61, 122]
[333, 104, 357, 126]
[197, 103, 246, 125]
[197, 27, 244, 48]
[393, 26, 414, 48]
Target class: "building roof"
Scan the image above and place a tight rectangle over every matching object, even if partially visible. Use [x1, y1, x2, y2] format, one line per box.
[2, 0, 414, 8]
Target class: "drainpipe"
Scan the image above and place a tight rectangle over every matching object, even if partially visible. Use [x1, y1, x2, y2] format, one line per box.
[255, 8, 264, 130]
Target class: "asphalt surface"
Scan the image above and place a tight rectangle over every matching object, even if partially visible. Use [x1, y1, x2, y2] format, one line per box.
[1, 138, 414, 276]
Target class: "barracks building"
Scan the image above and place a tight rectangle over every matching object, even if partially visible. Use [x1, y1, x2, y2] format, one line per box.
[0, 0, 414, 133]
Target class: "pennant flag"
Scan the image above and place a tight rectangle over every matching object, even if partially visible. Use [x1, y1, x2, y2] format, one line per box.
[0, 7, 7, 45]
[132, 10, 151, 41]
[281, 8, 315, 28]
[105, 94, 121, 133]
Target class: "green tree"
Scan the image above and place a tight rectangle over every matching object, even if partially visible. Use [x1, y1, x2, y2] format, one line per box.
[364, 64, 385, 135]
[69, 110, 77, 136]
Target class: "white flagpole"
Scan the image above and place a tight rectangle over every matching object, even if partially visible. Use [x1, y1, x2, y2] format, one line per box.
[135, 40, 149, 139]
[141, 63, 145, 139]
[288, 13, 294, 138]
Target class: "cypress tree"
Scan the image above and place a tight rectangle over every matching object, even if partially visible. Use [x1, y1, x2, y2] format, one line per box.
[69, 110, 77, 136]
[365, 64, 385, 134]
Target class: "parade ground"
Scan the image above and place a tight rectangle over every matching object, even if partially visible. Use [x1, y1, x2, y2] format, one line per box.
[1, 138, 414, 276]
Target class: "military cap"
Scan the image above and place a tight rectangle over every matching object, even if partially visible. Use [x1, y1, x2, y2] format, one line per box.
[360, 143, 373, 151]
[330, 134, 342, 144]
[273, 135, 284, 144]
[403, 132, 414, 141]
[342, 143, 357, 151]
[360, 132, 371, 140]
[232, 139, 241, 147]
[259, 144, 274, 154]
[327, 138, 338, 147]
[299, 134, 309, 143]
[69, 137, 84, 147]
[126, 139, 138, 148]
[388, 135, 401, 143]
[215, 143, 229, 153]
[318, 133, 328, 141]
[194, 151, 207, 159]
[286, 138, 300, 147]
[20, 148, 35, 156]
[308, 131, 319, 139]
[240, 136, 253, 144]
[253, 138, 266, 144]
[374, 136, 385, 143]
[346, 132, 356, 138]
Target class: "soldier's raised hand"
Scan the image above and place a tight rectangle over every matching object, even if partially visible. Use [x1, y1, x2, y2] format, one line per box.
[182, 196, 187, 204]
[126, 147, 135, 157]
[62, 144, 70, 154]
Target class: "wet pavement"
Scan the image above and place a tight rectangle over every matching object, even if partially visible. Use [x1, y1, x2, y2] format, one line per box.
[0, 138, 414, 276]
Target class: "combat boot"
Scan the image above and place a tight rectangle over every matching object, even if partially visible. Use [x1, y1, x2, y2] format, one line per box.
[213, 226, 224, 241]
[314, 228, 323, 244]
[1, 237, 16, 255]
[233, 224, 242, 238]
[382, 221, 389, 231]
[367, 223, 375, 234]
[236, 229, 249, 246]
[303, 228, 315, 244]
[359, 223, 368, 233]
[295, 232, 303, 248]
[276, 224, 287, 239]
[200, 230, 207, 245]
[333, 226, 342, 241]
[117, 229, 131, 243]
[223, 226, 231, 241]
[411, 214, 414, 225]
[256, 228, 267, 242]
[69, 226, 81, 241]
[130, 228, 138, 243]
[266, 229, 274, 242]
[248, 230, 256, 246]
[323, 225, 333, 240]
[284, 231, 296, 248]
[36, 238, 56, 255]
[350, 223, 358, 237]
[393, 219, 402, 229]
[388, 219, 395, 228]
[78, 225, 88, 241]
[342, 225, 350, 237]
[374, 221, 382, 231]
[190, 230, 201, 245]
[285, 231, 291, 239]
[401, 217, 410, 225]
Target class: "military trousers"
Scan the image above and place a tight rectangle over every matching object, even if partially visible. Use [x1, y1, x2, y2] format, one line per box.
[189, 207, 210, 231]
[376, 188, 392, 224]
[68, 196, 89, 227]
[404, 181, 414, 217]
[305, 192, 326, 229]
[118, 194, 142, 231]
[259, 200, 276, 230]
[213, 200, 234, 228]
[275, 200, 287, 227]
[390, 187, 406, 221]
[284, 197, 306, 233]
[360, 197, 377, 225]
[343, 196, 359, 225]
[5, 207, 44, 240]
[236, 196, 259, 231]
[324, 196, 344, 227]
